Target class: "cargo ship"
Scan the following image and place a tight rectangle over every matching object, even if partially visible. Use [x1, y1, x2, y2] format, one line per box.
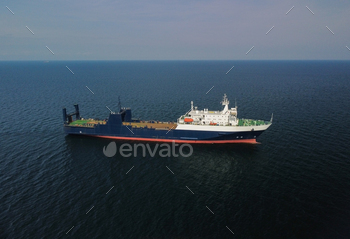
[63, 94, 272, 144]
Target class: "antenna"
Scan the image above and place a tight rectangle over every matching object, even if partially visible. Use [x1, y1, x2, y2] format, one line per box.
[118, 96, 122, 111]
[270, 113, 273, 123]
[221, 94, 229, 106]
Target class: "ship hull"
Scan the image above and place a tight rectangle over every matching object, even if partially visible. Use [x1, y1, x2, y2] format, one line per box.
[64, 124, 266, 144]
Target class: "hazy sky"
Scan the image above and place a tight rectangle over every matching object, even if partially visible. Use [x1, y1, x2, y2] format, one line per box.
[1, 0, 350, 60]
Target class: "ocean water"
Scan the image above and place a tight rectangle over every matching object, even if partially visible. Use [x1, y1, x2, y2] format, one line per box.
[0, 60, 350, 238]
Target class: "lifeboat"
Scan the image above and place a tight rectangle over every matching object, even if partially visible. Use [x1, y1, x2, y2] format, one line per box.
[184, 118, 193, 122]
[209, 122, 217, 125]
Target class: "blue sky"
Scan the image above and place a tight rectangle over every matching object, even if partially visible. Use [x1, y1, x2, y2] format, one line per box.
[1, 0, 350, 60]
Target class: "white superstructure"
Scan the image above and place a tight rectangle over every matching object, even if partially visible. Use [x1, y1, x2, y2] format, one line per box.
[178, 94, 238, 126]
[176, 94, 272, 132]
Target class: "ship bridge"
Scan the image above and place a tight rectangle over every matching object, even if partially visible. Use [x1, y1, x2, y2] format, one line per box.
[178, 94, 238, 126]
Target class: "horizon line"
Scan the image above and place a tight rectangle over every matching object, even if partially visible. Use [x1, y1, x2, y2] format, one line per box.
[1, 59, 350, 62]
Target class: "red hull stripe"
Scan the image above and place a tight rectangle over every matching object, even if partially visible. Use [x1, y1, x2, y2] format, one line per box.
[92, 135, 257, 144]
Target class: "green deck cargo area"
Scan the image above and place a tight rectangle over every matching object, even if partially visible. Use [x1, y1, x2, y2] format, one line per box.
[237, 119, 268, 126]
[69, 119, 106, 127]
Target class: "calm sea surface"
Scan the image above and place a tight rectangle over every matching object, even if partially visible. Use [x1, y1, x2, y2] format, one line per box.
[0, 61, 350, 238]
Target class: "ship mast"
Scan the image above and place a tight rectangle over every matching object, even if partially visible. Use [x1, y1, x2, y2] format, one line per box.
[118, 96, 122, 111]
[221, 94, 229, 113]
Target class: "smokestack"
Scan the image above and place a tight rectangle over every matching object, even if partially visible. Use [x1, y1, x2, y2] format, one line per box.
[74, 104, 80, 120]
[62, 108, 67, 123]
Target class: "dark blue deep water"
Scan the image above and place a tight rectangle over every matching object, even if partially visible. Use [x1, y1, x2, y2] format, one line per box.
[1, 61, 350, 238]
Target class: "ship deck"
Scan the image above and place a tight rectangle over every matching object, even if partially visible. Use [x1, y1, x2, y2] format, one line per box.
[68, 118, 268, 128]
[68, 119, 177, 130]
[68, 119, 107, 127]
[237, 119, 269, 126]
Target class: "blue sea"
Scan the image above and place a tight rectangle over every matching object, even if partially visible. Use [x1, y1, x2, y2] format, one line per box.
[0, 60, 350, 238]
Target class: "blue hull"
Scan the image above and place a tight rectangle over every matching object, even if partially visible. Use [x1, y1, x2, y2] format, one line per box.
[64, 124, 264, 143]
